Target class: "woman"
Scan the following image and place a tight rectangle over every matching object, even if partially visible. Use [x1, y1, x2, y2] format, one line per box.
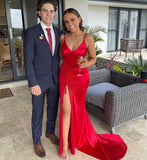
[59, 8, 127, 160]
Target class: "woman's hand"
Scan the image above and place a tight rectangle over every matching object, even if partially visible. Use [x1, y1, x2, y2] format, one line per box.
[80, 58, 88, 68]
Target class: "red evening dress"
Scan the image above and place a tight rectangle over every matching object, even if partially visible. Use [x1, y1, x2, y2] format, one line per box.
[59, 34, 127, 160]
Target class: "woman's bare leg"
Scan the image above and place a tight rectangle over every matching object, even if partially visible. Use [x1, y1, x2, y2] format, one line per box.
[62, 86, 71, 157]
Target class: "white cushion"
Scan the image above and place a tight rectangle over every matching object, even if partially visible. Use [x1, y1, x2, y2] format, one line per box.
[86, 82, 120, 109]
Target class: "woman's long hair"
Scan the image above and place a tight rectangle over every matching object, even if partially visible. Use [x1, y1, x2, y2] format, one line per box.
[63, 8, 85, 33]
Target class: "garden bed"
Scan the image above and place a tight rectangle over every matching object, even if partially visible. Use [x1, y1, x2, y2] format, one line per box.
[96, 58, 127, 70]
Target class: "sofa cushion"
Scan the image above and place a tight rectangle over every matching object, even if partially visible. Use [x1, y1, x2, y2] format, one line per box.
[86, 82, 120, 109]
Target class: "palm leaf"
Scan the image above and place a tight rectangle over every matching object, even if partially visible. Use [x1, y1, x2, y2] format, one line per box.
[85, 25, 107, 58]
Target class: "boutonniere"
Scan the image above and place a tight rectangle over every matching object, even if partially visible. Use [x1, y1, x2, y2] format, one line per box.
[39, 34, 47, 43]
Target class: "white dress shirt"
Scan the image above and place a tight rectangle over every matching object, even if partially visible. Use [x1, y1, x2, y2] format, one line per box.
[40, 22, 56, 56]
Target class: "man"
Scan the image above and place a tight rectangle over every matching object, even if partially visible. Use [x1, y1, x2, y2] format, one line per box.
[24, 0, 62, 158]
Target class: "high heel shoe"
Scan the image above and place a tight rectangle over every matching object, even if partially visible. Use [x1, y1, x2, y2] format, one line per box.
[61, 146, 69, 160]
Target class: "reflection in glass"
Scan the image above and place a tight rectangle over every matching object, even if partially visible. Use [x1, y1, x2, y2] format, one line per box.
[108, 8, 146, 52]
[140, 10, 147, 29]
[107, 9, 118, 51]
[129, 11, 138, 38]
[118, 10, 138, 49]
[140, 31, 146, 47]
[0, 0, 13, 81]
[9, 0, 25, 76]
[107, 31, 116, 51]
[118, 11, 128, 45]
[140, 10, 147, 47]
[108, 9, 118, 30]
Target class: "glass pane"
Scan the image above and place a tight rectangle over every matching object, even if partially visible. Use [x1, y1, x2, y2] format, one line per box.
[25, 0, 59, 27]
[25, 0, 38, 27]
[140, 10, 147, 48]
[108, 9, 118, 30]
[140, 10, 147, 29]
[118, 10, 128, 48]
[0, 0, 13, 81]
[107, 31, 116, 51]
[9, 0, 25, 76]
[107, 8, 118, 51]
[129, 11, 138, 38]
[140, 30, 146, 47]
[119, 10, 128, 39]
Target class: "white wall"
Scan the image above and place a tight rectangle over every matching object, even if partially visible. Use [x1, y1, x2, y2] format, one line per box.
[87, 5, 109, 54]
[64, 0, 88, 25]
[63, 0, 147, 54]
[88, 1, 147, 9]
[63, 0, 108, 54]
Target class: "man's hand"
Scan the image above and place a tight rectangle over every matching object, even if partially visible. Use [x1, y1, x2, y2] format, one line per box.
[31, 85, 42, 96]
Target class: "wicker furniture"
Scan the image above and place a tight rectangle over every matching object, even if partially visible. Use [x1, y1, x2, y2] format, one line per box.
[86, 68, 147, 133]
[120, 38, 143, 58]
[88, 64, 96, 71]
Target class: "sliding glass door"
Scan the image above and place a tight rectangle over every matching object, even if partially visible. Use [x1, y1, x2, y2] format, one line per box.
[8, 0, 25, 78]
[0, 0, 26, 82]
[0, 0, 13, 81]
[107, 8, 140, 52]
[118, 10, 138, 49]
[0, 0, 63, 82]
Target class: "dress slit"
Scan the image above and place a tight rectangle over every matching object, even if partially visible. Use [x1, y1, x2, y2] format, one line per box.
[59, 84, 73, 155]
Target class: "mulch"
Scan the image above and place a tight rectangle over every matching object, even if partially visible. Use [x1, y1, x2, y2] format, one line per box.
[0, 88, 13, 99]
[96, 58, 127, 70]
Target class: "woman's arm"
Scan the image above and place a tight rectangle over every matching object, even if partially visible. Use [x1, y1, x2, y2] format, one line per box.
[59, 34, 64, 60]
[80, 33, 96, 68]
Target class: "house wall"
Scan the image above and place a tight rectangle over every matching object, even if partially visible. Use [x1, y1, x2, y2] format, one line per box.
[87, 1, 147, 53]
[88, 5, 108, 53]
[63, 0, 108, 54]
[63, 0, 147, 54]
[63, 0, 88, 25]
[88, 1, 147, 9]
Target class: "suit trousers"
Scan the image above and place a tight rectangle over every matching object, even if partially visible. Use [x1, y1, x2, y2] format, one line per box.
[31, 82, 59, 144]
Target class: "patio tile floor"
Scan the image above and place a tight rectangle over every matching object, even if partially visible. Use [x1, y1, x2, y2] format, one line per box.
[98, 49, 147, 63]
[0, 66, 147, 160]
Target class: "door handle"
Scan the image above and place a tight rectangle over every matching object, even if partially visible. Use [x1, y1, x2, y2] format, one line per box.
[9, 28, 13, 39]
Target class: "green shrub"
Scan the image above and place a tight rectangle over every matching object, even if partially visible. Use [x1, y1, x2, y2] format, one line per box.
[124, 54, 147, 76]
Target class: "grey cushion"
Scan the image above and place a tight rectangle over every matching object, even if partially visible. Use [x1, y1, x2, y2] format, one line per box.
[86, 82, 120, 109]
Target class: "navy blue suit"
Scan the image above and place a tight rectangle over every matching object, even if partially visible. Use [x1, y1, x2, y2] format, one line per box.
[24, 23, 62, 144]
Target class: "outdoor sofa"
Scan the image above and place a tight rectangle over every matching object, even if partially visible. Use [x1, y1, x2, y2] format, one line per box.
[86, 68, 147, 133]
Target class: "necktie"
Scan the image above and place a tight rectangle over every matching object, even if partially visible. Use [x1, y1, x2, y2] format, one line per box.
[46, 28, 52, 54]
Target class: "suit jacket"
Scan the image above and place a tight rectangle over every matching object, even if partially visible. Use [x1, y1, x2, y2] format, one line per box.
[24, 23, 62, 91]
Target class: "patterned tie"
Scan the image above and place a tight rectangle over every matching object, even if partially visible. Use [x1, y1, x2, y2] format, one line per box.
[46, 28, 52, 54]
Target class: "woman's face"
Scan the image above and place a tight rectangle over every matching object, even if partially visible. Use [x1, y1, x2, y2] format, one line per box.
[63, 13, 81, 32]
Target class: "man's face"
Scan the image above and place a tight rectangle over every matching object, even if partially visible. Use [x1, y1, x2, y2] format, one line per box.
[38, 3, 55, 27]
